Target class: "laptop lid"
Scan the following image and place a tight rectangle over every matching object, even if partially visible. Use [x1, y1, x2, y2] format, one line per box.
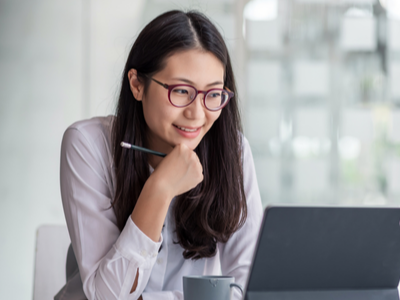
[244, 206, 400, 300]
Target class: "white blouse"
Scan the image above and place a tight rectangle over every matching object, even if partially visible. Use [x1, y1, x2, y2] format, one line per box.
[60, 115, 263, 300]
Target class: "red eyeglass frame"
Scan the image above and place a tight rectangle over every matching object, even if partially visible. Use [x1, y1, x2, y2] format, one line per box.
[149, 77, 234, 111]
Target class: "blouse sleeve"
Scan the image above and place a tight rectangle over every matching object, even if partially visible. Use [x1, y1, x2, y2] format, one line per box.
[60, 126, 162, 300]
[218, 136, 263, 300]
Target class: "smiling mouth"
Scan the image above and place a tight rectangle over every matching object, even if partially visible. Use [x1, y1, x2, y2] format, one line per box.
[173, 125, 201, 132]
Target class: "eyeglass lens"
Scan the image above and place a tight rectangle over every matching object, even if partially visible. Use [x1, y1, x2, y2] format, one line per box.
[170, 86, 229, 110]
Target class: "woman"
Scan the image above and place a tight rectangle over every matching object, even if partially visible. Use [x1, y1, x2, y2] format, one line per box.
[55, 10, 263, 300]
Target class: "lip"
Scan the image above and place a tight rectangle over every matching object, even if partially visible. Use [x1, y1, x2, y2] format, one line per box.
[173, 124, 202, 139]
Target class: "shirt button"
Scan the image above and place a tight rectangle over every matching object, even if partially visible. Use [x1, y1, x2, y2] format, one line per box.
[140, 250, 148, 257]
[157, 258, 163, 265]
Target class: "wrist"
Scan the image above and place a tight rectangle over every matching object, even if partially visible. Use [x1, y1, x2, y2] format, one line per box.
[131, 176, 173, 242]
[145, 174, 175, 201]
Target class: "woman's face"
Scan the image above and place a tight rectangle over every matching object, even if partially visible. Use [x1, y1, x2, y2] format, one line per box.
[138, 49, 224, 154]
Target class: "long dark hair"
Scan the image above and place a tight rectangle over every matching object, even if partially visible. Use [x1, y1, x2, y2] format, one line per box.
[112, 10, 247, 260]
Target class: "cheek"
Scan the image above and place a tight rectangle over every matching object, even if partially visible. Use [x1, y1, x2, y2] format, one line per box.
[206, 111, 222, 128]
[142, 98, 176, 130]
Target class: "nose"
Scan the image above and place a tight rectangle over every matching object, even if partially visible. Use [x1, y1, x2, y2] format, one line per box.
[184, 92, 206, 119]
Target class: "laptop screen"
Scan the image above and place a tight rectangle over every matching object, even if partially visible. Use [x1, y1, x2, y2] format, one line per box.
[244, 206, 400, 300]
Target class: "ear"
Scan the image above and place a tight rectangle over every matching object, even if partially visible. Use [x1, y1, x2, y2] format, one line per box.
[128, 69, 144, 101]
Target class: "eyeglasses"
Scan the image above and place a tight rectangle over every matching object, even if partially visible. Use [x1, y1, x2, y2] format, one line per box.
[149, 77, 234, 111]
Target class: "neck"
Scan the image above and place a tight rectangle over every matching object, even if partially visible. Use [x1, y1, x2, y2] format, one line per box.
[148, 154, 163, 170]
[146, 134, 174, 169]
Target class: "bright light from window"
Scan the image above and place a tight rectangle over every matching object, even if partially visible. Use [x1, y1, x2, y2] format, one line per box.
[244, 0, 278, 21]
[380, 0, 400, 20]
[344, 7, 373, 18]
[339, 136, 361, 160]
[292, 137, 331, 158]
[292, 136, 312, 158]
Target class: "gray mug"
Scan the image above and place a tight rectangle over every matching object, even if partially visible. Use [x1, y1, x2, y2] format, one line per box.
[183, 275, 243, 300]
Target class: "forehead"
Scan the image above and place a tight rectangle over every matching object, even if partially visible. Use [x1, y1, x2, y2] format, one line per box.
[157, 49, 225, 84]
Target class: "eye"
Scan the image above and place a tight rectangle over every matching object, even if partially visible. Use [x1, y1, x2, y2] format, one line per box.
[172, 88, 189, 95]
[209, 92, 221, 98]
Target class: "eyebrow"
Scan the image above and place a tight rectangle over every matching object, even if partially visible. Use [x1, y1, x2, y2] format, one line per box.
[171, 77, 224, 87]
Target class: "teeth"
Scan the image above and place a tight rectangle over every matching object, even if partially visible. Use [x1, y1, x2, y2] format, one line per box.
[176, 126, 197, 132]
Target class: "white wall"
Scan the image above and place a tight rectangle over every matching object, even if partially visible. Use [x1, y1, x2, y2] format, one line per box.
[0, 1, 240, 298]
[0, 1, 144, 298]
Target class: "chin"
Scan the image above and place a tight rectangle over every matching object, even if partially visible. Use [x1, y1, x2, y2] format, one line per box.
[170, 135, 203, 151]
[184, 139, 201, 151]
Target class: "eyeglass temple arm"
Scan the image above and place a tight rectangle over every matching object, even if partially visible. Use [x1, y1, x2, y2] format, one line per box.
[224, 86, 234, 97]
[150, 77, 169, 89]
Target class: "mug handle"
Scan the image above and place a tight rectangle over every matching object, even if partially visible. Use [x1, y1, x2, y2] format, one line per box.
[230, 283, 243, 295]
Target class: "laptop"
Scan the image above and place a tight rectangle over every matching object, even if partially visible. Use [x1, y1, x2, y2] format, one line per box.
[243, 205, 400, 300]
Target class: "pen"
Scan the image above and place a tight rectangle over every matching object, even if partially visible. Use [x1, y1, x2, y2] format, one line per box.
[120, 141, 167, 157]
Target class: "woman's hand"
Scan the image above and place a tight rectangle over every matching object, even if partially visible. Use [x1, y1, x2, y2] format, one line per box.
[149, 143, 204, 198]
[131, 144, 203, 242]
